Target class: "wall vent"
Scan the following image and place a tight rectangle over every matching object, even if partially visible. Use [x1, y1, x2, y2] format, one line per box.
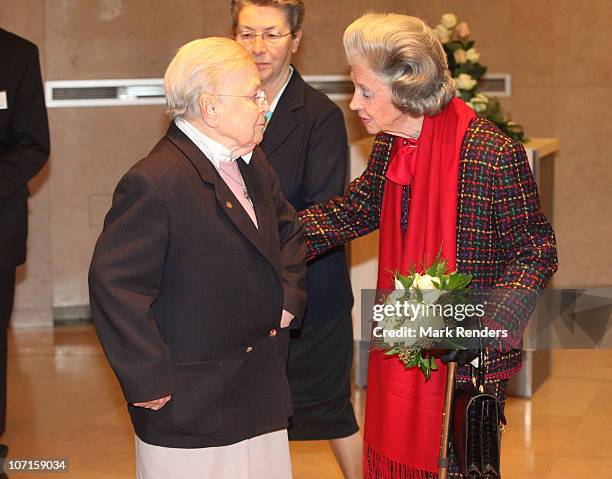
[45, 76, 355, 108]
[478, 74, 511, 97]
[45, 79, 166, 108]
[45, 74, 511, 108]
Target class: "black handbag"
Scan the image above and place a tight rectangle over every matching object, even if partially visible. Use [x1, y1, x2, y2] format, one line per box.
[451, 351, 506, 478]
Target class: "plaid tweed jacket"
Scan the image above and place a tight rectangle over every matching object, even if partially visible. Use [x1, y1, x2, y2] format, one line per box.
[299, 116, 558, 380]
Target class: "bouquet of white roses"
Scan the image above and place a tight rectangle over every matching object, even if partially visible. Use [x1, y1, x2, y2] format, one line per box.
[373, 256, 473, 380]
[432, 13, 527, 143]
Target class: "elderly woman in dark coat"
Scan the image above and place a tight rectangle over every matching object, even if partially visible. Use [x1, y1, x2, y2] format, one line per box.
[300, 13, 557, 478]
[89, 37, 306, 479]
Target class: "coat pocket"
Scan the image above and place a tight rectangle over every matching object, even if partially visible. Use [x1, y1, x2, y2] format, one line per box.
[148, 358, 223, 436]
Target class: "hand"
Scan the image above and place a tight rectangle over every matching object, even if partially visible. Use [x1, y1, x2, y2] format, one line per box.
[440, 349, 480, 366]
[133, 394, 171, 410]
[280, 309, 294, 328]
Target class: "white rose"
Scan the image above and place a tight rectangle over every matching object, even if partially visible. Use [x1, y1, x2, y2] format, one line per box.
[469, 93, 489, 113]
[466, 48, 480, 63]
[394, 277, 405, 291]
[441, 13, 457, 29]
[410, 273, 445, 304]
[454, 49, 468, 64]
[410, 273, 440, 291]
[455, 73, 477, 90]
[434, 24, 451, 43]
[468, 100, 484, 113]
[455, 21, 470, 39]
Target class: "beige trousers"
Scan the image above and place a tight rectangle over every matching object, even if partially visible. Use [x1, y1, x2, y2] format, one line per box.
[135, 429, 292, 479]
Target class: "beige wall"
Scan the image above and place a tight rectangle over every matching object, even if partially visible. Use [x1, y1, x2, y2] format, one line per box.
[2, 1, 610, 327]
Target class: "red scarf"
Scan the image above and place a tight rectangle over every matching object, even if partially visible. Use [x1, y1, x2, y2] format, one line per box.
[365, 98, 475, 477]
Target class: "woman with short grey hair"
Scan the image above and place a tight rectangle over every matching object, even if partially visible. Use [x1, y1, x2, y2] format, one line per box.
[300, 12, 557, 478]
[343, 13, 456, 117]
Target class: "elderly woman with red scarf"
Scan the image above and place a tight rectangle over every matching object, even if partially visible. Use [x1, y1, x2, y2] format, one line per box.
[300, 13, 558, 478]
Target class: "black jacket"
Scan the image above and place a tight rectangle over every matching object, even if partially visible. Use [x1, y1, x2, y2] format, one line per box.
[0, 28, 50, 269]
[89, 124, 307, 448]
[261, 67, 353, 324]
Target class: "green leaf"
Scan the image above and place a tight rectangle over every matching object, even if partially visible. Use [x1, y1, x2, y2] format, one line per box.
[445, 41, 464, 52]
[471, 63, 487, 78]
[394, 272, 410, 289]
[430, 357, 438, 370]
[454, 63, 472, 75]
[459, 90, 474, 102]
[437, 260, 447, 277]
[415, 289, 423, 302]
[446, 273, 472, 290]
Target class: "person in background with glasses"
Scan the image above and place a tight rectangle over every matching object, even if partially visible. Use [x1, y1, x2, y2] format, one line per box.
[230, 1, 362, 478]
[89, 37, 307, 479]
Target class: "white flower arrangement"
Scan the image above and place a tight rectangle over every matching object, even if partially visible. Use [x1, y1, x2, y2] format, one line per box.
[432, 13, 527, 142]
[374, 256, 473, 380]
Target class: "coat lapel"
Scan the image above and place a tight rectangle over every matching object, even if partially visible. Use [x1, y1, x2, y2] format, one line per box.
[237, 151, 274, 252]
[260, 67, 306, 158]
[166, 124, 276, 268]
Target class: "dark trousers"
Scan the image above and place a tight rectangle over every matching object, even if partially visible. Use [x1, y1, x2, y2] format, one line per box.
[0, 269, 16, 437]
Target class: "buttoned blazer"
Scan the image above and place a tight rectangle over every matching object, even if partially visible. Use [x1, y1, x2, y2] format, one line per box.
[0, 29, 50, 269]
[261, 67, 353, 324]
[300, 116, 558, 381]
[89, 123, 307, 448]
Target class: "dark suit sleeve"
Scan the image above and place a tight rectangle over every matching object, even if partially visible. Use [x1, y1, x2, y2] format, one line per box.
[88, 168, 173, 403]
[0, 44, 50, 202]
[265, 160, 307, 327]
[483, 140, 558, 349]
[303, 106, 348, 205]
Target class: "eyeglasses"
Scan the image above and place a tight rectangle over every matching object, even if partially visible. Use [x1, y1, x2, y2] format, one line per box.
[236, 31, 293, 45]
[210, 90, 268, 111]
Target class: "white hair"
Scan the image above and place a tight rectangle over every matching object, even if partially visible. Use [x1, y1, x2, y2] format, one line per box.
[164, 37, 254, 120]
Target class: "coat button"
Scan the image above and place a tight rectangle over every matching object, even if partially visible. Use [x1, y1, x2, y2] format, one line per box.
[246, 346, 253, 352]
[269, 329, 277, 337]
[226, 201, 233, 208]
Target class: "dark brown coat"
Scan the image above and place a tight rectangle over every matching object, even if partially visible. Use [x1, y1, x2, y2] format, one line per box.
[89, 124, 307, 448]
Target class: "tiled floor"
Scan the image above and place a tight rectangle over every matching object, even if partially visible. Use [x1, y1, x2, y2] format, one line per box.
[3, 325, 611, 478]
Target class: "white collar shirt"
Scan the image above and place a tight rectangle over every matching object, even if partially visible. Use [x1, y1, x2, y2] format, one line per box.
[174, 117, 253, 169]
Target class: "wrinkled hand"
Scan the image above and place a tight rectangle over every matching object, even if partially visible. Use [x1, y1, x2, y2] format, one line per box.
[440, 349, 480, 366]
[133, 394, 171, 410]
[280, 309, 294, 328]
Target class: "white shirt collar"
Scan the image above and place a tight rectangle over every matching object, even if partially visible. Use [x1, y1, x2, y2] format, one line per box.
[174, 117, 253, 169]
